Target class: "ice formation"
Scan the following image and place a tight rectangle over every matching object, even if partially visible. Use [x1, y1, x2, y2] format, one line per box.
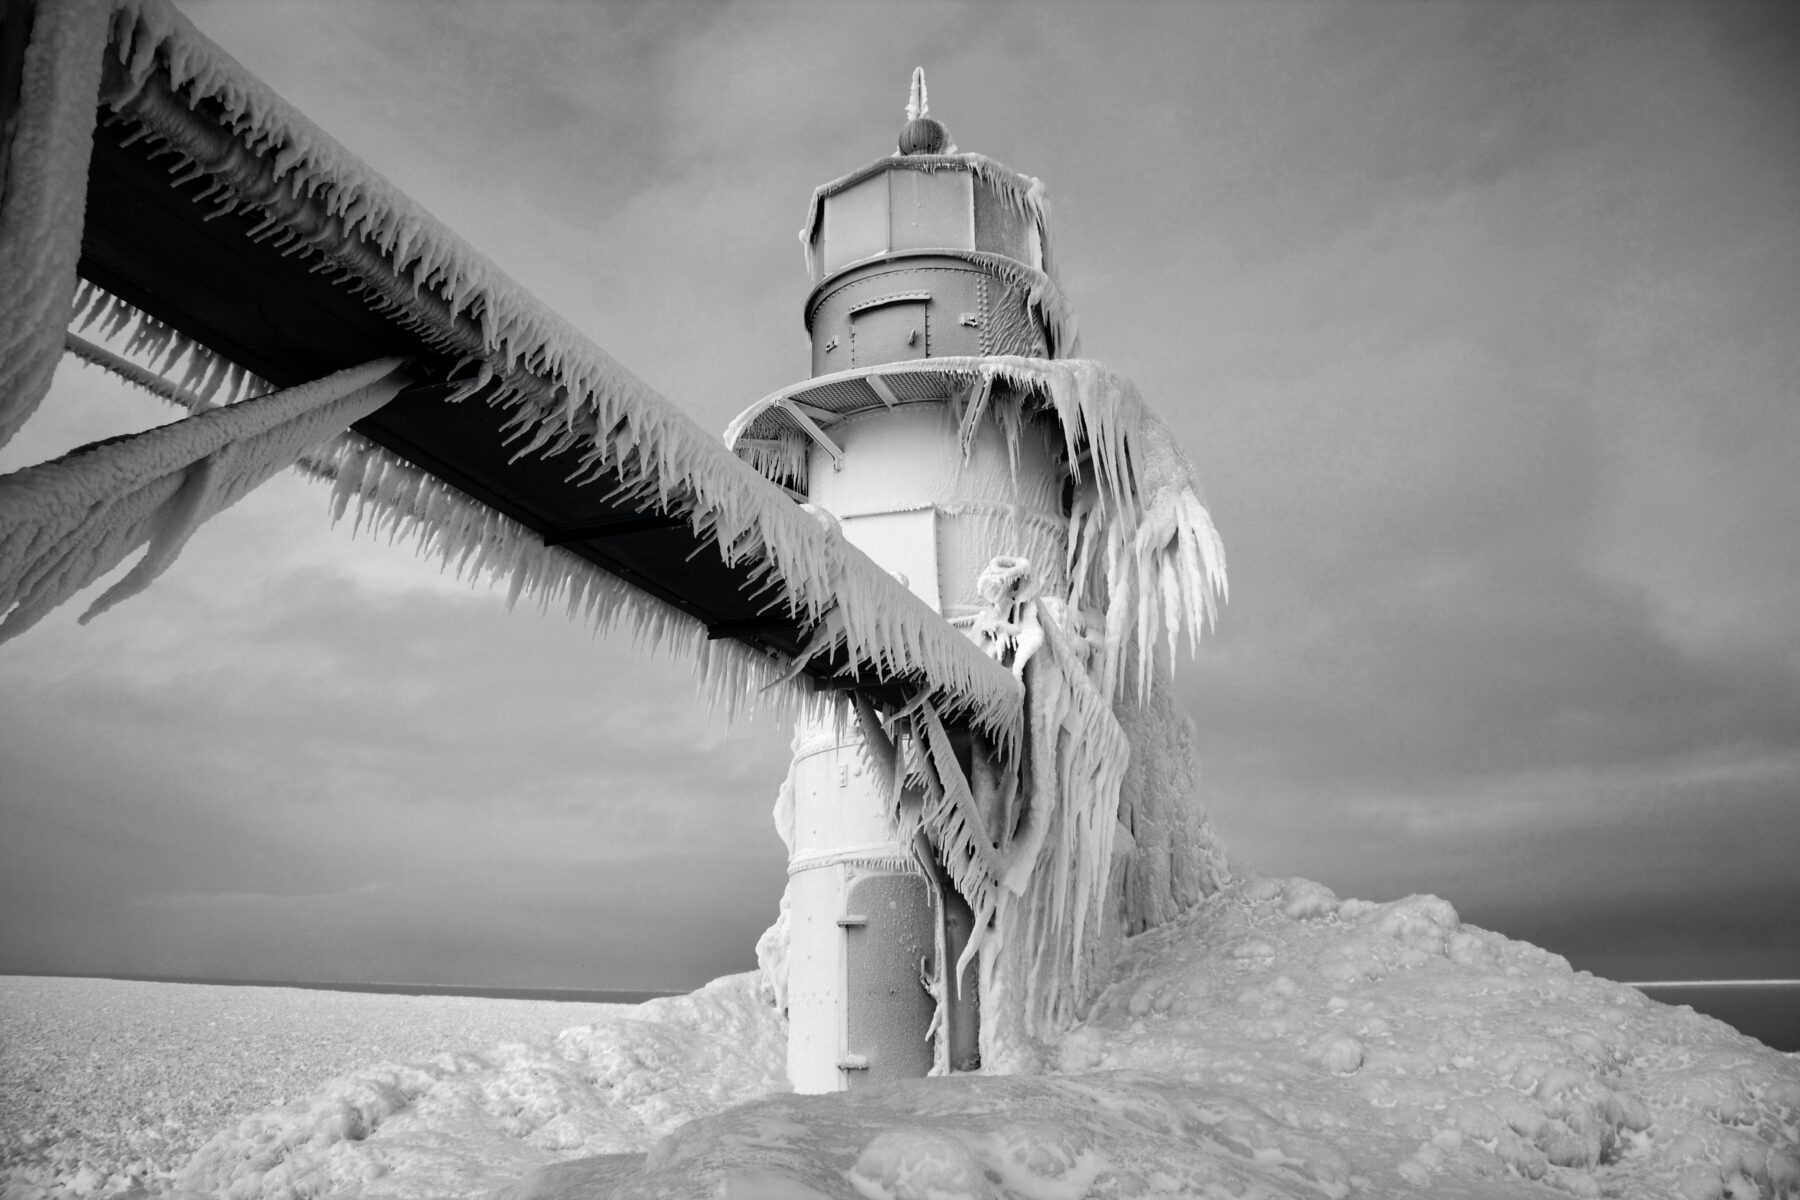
[728, 355, 1228, 706]
[168, 974, 788, 1200]
[905, 541, 1226, 1064]
[0, 0, 112, 448]
[64, 331, 245, 415]
[66, 280, 272, 411]
[0, 357, 409, 643]
[953, 556, 1134, 1057]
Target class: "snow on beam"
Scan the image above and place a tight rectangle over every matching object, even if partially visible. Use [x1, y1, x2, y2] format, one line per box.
[776, 399, 845, 469]
[56, 299, 1021, 751]
[0, 356, 410, 642]
[93, 58, 497, 379]
[64, 330, 212, 413]
[68, 282, 273, 409]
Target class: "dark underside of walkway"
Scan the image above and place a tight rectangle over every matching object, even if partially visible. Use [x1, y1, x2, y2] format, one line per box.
[76, 102, 904, 702]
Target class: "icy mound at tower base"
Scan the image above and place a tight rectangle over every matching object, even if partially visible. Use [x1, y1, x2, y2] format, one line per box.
[555, 879, 1798, 1200]
[167, 974, 786, 1200]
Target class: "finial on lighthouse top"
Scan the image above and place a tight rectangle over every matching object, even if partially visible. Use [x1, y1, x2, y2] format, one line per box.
[898, 67, 953, 156]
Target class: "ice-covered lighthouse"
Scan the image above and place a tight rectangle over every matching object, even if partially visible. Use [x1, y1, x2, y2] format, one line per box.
[728, 72, 1230, 1093]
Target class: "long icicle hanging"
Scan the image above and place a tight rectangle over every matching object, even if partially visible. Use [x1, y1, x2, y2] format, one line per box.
[65, 280, 273, 408]
[877, 553, 1130, 1054]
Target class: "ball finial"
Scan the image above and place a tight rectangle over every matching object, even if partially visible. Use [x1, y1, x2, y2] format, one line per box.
[898, 67, 951, 155]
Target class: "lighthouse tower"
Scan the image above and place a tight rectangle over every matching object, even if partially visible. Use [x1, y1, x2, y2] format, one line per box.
[731, 72, 1077, 1093]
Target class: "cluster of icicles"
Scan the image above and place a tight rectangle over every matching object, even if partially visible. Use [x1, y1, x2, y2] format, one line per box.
[844, 553, 1135, 1047]
[732, 355, 1229, 705]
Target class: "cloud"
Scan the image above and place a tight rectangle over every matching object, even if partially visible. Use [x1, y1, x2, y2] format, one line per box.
[111, 851, 782, 988]
[0, 467, 793, 983]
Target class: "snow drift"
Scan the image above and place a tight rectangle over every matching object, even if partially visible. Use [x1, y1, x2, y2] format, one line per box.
[164, 975, 787, 1200]
[540, 880, 1800, 1200]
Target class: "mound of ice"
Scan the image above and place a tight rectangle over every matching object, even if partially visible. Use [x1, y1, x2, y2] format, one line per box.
[167, 973, 785, 1200]
[539, 879, 1798, 1200]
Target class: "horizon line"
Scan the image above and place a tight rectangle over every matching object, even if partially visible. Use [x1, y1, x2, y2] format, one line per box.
[1, 971, 684, 993]
[10, 970, 1798, 990]
[1625, 979, 1800, 988]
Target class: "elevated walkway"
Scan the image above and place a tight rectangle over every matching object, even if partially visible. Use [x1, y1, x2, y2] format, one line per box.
[0, 0, 1019, 739]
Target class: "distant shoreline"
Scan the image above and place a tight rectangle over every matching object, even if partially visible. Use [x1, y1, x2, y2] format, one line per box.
[1624, 979, 1800, 988]
[6, 973, 1793, 1050]
[1628, 981, 1799, 1052]
[0, 971, 679, 1006]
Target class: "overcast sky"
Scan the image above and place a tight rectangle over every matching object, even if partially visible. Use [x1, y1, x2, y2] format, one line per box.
[2, 0, 1796, 990]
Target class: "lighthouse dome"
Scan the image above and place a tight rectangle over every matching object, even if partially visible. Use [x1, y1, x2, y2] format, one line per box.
[898, 116, 951, 156]
[897, 67, 953, 155]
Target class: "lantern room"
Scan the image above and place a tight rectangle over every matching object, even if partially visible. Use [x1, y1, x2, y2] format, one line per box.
[798, 87, 1068, 378]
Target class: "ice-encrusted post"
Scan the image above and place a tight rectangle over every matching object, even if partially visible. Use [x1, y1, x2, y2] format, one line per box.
[0, 0, 112, 448]
[734, 76, 1228, 1090]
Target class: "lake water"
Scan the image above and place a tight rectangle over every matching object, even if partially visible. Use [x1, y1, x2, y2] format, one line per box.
[31, 975, 1798, 1052]
[1632, 982, 1799, 1052]
[39, 973, 676, 1007]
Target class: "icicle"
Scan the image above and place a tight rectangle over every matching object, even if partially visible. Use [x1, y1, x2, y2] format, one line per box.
[930, 554, 1135, 1047]
[64, 333, 210, 413]
[906, 67, 928, 122]
[77, 452, 219, 622]
[730, 354, 1224, 707]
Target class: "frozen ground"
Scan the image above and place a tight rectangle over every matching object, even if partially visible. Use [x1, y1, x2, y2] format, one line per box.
[0, 975, 782, 1199]
[4, 880, 1796, 1200]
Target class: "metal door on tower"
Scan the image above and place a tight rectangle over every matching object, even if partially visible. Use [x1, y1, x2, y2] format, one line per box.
[842, 872, 936, 1086]
[850, 295, 929, 368]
